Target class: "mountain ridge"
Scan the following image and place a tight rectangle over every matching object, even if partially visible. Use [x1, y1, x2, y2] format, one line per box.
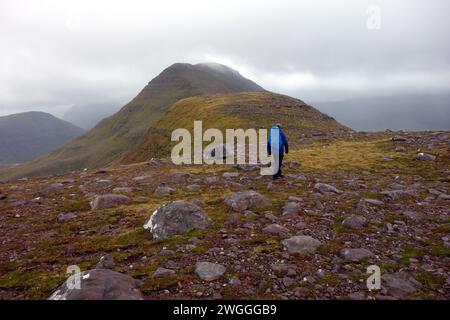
[0, 111, 84, 165]
[0, 63, 264, 179]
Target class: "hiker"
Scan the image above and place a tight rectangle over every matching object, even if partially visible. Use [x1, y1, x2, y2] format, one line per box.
[267, 124, 289, 179]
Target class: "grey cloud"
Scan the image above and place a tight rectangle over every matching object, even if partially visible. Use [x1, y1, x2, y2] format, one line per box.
[1, 0, 449, 120]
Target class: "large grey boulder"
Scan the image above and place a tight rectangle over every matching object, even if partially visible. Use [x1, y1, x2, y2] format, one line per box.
[48, 269, 143, 300]
[90, 194, 132, 210]
[281, 236, 321, 254]
[143, 200, 212, 240]
[195, 262, 226, 281]
[224, 190, 271, 212]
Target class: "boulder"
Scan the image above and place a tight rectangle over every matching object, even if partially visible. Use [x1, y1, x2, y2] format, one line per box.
[381, 272, 422, 298]
[57, 212, 77, 223]
[154, 185, 174, 196]
[143, 200, 212, 240]
[224, 190, 271, 212]
[95, 254, 115, 269]
[262, 224, 290, 237]
[195, 262, 226, 281]
[314, 183, 343, 194]
[281, 236, 321, 254]
[48, 269, 143, 300]
[152, 267, 176, 278]
[90, 194, 132, 210]
[340, 248, 374, 262]
[381, 190, 414, 200]
[282, 202, 302, 216]
[342, 215, 367, 229]
[416, 152, 436, 161]
[204, 176, 220, 185]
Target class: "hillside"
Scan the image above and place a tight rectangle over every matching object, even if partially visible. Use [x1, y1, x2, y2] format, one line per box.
[121, 91, 350, 162]
[0, 112, 84, 165]
[0, 130, 448, 300]
[1, 63, 263, 179]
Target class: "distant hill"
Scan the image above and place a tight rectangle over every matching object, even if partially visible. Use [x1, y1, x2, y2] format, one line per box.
[121, 91, 350, 163]
[2, 63, 264, 178]
[0, 111, 84, 164]
[313, 94, 450, 131]
[63, 102, 123, 130]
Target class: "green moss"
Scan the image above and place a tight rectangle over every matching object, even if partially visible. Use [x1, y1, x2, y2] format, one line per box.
[429, 245, 450, 257]
[140, 275, 183, 293]
[59, 199, 90, 212]
[413, 271, 445, 291]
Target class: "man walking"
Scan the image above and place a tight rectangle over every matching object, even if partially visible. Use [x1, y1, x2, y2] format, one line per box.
[267, 124, 289, 180]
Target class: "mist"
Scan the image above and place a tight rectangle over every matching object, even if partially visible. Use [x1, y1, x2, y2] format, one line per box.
[1, 0, 449, 130]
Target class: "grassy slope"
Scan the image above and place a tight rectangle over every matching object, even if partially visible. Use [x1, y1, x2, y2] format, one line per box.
[121, 91, 350, 162]
[0, 63, 263, 179]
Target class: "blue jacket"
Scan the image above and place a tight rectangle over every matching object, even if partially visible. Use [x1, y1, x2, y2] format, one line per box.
[267, 126, 289, 155]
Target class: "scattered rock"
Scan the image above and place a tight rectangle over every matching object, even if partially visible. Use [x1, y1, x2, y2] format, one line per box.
[314, 183, 343, 194]
[152, 267, 176, 278]
[342, 215, 367, 229]
[416, 152, 436, 161]
[154, 185, 174, 196]
[90, 194, 132, 210]
[340, 248, 374, 262]
[392, 135, 408, 141]
[222, 172, 239, 179]
[224, 190, 271, 212]
[133, 175, 152, 182]
[381, 272, 422, 298]
[362, 198, 384, 206]
[112, 187, 133, 193]
[381, 190, 413, 200]
[143, 200, 212, 240]
[287, 196, 303, 202]
[281, 236, 321, 254]
[403, 210, 424, 221]
[195, 262, 226, 281]
[48, 269, 143, 300]
[57, 212, 77, 223]
[282, 202, 302, 216]
[348, 291, 366, 300]
[262, 224, 290, 237]
[186, 184, 201, 192]
[204, 176, 220, 185]
[95, 254, 115, 269]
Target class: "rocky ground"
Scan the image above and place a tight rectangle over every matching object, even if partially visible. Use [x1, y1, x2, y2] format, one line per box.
[0, 131, 448, 300]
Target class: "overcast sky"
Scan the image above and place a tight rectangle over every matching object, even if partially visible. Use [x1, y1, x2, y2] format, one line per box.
[1, 0, 449, 118]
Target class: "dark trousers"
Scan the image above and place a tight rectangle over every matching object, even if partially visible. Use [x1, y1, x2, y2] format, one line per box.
[273, 153, 284, 178]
